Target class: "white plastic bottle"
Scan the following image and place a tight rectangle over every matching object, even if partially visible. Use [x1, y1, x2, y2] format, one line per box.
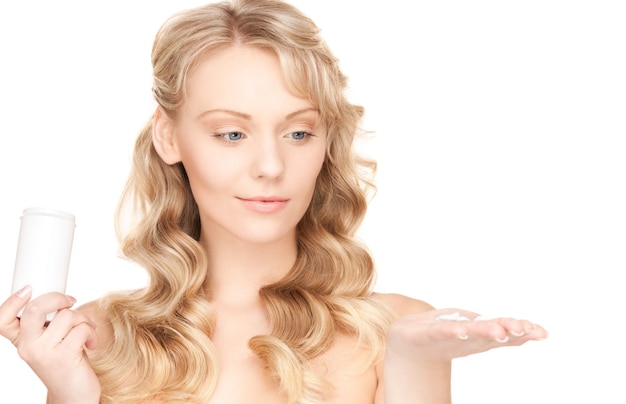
[11, 207, 76, 322]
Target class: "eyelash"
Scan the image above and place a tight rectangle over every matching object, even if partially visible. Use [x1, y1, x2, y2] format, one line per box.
[213, 131, 316, 144]
[288, 131, 315, 141]
[216, 131, 244, 142]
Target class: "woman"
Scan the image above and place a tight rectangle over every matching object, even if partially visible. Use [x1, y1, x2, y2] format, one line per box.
[0, 1, 547, 403]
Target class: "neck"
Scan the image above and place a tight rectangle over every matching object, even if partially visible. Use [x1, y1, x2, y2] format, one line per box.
[200, 232, 297, 306]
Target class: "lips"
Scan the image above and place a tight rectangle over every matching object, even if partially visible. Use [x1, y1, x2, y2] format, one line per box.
[238, 196, 289, 213]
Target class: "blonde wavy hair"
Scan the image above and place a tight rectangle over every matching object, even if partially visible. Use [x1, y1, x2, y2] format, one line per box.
[92, 1, 392, 402]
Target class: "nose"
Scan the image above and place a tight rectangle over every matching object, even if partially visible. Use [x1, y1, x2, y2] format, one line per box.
[251, 136, 284, 180]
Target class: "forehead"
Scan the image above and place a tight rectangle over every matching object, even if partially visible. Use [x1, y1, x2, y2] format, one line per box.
[183, 45, 314, 115]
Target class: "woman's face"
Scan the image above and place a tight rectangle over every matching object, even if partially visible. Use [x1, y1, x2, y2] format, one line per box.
[161, 45, 327, 246]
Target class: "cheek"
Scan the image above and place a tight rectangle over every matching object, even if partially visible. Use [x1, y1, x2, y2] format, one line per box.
[295, 149, 326, 193]
[181, 151, 236, 197]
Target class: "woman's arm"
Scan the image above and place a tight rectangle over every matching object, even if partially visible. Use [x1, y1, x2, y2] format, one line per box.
[375, 294, 547, 403]
[382, 354, 452, 404]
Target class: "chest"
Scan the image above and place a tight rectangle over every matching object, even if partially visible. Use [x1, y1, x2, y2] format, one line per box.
[208, 323, 378, 404]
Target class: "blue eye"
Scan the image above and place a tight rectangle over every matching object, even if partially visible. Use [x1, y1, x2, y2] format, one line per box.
[220, 132, 243, 141]
[290, 131, 309, 140]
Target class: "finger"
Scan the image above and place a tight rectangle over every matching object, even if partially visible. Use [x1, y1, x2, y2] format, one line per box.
[427, 318, 472, 341]
[0, 285, 32, 324]
[469, 318, 510, 342]
[526, 322, 549, 340]
[497, 318, 548, 341]
[60, 321, 98, 351]
[499, 317, 530, 337]
[44, 309, 97, 348]
[0, 285, 33, 342]
[19, 293, 76, 343]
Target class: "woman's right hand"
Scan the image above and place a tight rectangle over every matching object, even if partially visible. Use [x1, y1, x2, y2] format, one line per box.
[0, 285, 101, 403]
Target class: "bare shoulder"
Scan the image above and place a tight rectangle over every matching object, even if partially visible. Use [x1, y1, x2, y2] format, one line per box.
[372, 293, 436, 318]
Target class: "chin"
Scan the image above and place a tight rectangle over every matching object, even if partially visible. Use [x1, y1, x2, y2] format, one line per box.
[236, 225, 297, 245]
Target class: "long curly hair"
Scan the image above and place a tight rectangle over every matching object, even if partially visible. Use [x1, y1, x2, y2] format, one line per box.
[92, 1, 392, 402]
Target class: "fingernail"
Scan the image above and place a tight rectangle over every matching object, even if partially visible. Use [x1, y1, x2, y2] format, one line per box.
[67, 295, 77, 304]
[16, 285, 32, 298]
[458, 334, 469, 340]
[511, 330, 525, 337]
[523, 325, 536, 334]
[496, 336, 509, 343]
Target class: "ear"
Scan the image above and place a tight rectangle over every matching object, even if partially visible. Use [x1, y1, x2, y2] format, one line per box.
[152, 107, 181, 165]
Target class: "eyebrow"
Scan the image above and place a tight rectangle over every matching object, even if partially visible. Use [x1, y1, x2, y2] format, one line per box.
[196, 107, 318, 121]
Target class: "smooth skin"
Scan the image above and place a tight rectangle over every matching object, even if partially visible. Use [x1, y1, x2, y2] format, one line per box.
[0, 45, 547, 404]
[0, 286, 100, 404]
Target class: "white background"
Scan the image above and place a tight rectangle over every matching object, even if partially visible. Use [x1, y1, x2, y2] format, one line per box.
[1, 1, 624, 403]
